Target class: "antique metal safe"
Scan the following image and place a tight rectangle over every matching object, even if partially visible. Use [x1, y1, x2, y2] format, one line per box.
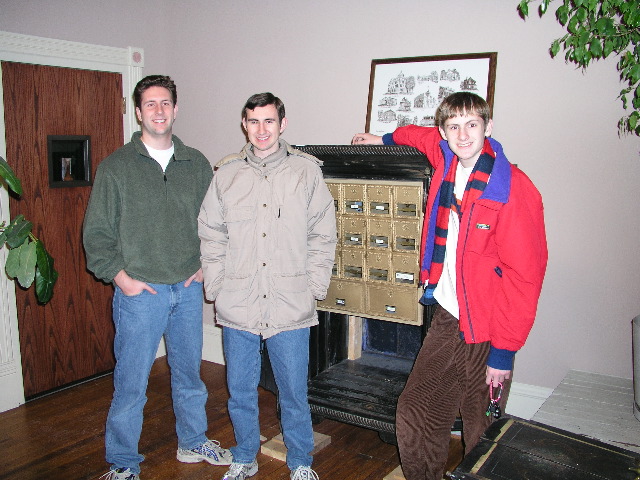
[294, 145, 444, 442]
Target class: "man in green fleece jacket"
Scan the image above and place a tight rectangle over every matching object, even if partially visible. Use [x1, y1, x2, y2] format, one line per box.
[83, 75, 230, 480]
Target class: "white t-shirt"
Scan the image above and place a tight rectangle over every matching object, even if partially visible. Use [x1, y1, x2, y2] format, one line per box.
[143, 141, 175, 172]
[433, 162, 474, 319]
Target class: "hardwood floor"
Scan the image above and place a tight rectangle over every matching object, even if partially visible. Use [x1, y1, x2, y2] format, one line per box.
[0, 358, 463, 480]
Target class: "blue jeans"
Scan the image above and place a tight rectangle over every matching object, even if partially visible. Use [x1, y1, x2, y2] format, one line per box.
[223, 327, 314, 471]
[106, 280, 208, 474]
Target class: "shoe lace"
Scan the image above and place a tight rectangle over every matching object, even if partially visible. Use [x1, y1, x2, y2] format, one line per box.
[98, 469, 137, 480]
[292, 466, 319, 480]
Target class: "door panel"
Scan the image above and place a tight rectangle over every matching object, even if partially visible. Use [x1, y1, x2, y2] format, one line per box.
[2, 61, 123, 398]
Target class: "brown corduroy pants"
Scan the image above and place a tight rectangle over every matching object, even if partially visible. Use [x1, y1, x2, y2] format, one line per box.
[396, 305, 511, 480]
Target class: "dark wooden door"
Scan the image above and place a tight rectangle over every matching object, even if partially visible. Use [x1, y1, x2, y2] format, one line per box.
[2, 62, 123, 398]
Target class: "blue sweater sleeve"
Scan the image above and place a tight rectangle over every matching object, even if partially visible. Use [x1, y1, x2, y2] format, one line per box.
[382, 133, 396, 145]
[487, 346, 515, 370]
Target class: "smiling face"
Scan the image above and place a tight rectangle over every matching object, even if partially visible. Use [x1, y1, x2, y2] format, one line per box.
[439, 112, 493, 168]
[135, 86, 178, 145]
[242, 104, 287, 159]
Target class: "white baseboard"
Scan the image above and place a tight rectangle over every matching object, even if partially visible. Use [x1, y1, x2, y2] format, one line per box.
[203, 323, 225, 365]
[505, 382, 554, 420]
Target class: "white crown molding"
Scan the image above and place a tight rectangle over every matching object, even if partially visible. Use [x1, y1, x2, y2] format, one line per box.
[0, 31, 144, 70]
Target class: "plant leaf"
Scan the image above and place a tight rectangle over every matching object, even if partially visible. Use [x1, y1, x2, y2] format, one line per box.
[5, 215, 33, 248]
[5, 239, 37, 288]
[0, 156, 22, 195]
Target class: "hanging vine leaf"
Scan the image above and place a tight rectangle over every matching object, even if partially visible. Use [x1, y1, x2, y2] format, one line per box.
[518, 0, 640, 136]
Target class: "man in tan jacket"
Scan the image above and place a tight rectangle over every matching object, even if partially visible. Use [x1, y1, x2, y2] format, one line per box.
[198, 92, 337, 480]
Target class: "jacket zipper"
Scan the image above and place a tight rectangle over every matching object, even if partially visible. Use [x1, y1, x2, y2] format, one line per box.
[460, 203, 476, 342]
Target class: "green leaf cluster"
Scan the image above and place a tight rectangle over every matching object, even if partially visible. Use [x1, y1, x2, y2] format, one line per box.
[0, 156, 57, 303]
[518, 0, 640, 136]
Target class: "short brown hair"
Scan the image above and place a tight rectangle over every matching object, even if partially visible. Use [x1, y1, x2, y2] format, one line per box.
[242, 92, 285, 123]
[435, 92, 491, 128]
[133, 75, 177, 110]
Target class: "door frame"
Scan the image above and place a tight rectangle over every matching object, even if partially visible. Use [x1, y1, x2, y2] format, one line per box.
[0, 31, 144, 412]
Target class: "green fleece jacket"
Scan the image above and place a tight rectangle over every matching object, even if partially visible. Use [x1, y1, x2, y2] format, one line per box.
[83, 132, 213, 284]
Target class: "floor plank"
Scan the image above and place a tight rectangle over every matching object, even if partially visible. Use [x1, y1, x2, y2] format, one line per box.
[0, 358, 462, 479]
[532, 369, 640, 454]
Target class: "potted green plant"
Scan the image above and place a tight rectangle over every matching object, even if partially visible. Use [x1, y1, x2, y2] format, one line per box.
[0, 156, 57, 303]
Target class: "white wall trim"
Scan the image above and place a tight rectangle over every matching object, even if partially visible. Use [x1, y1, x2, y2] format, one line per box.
[0, 30, 143, 413]
[203, 323, 225, 365]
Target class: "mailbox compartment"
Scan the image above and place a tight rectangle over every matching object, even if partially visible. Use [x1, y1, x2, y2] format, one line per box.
[394, 184, 422, 218]
[343, 184, 366, 215]
[394, 219, 421, 252]
[318, 279, 365, 312]
[341, 248, 365, 280]
[367, 218, 393, 250]
[342, 217, 366, 248]
[366, 184, 392, 216]
[367, 251, 392, 283]
[392, 253, 420, 286]
[366, 284, 421, 325]
[327, 182, 341, 214]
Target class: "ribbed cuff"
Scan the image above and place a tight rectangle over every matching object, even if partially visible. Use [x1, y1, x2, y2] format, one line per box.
[382, 133, 396, 145]
[487, 346, 515, 371]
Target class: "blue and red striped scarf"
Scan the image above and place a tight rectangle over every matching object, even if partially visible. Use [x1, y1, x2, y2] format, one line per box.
[422, 139, 496, 298]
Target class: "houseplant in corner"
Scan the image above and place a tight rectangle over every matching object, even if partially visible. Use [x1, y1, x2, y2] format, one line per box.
[0, 155, 57, 303]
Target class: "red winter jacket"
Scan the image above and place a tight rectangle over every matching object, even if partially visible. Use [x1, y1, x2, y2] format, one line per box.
[386, 125, 547, 369]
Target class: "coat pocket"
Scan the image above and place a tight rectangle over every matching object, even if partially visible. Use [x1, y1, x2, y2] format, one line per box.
[272, 273, 315, 325]
[216, 276, 251, 325]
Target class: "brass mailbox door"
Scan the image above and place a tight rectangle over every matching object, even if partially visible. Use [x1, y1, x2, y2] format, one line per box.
[394, 220, 421, 252]
[394, 184, 422, 218]
[367, 251, 392, 283]
[367, 218, 393, 250]
[327, 182, 341, 214]
[318, 280, 365, 312]
[343, 217, 366, 248]
[343, 183, 366, 215]
[367, 285, 421, 325]
[366, 184, 392, 216]
[392, 253, 420, 286]
[342, 248, 365, 280]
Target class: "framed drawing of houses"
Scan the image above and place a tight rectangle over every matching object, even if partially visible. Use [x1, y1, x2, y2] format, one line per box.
[365, 52, 497, 135]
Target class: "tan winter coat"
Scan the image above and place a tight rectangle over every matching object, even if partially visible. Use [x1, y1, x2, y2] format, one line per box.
[198, 140, 337, 338]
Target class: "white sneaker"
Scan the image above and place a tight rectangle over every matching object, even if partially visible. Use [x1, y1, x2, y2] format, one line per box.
[291, 466, 319, 480]
[99, 468, 140, 480]
[222, 460, 259, 480]
[177, 438, 232, 465]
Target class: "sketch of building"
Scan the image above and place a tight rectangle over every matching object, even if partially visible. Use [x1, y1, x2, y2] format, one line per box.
[438, 85, 456, 101]
[414, 90, 438, 109]
[440, 68, 460, 82]
[398, 97, 411, 112]
[386, 71, 416, 95]
[397, 114, 413, 127]
[417, 71, 439, 83]
[419, 115, 436, 127]
[378, 109, 397, 123]
[378, 96, 397, 107]
[460, 77, 478, 91]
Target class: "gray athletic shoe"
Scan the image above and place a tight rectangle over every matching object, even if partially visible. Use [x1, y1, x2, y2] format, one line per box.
[99, 468, 140, 480]
[176, 439, 232, 465]
[222, 460, 259, 480]
[290, 466, 319, 480]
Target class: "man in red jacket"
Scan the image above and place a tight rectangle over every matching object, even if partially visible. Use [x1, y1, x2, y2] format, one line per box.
[352, 92, 547, 480]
